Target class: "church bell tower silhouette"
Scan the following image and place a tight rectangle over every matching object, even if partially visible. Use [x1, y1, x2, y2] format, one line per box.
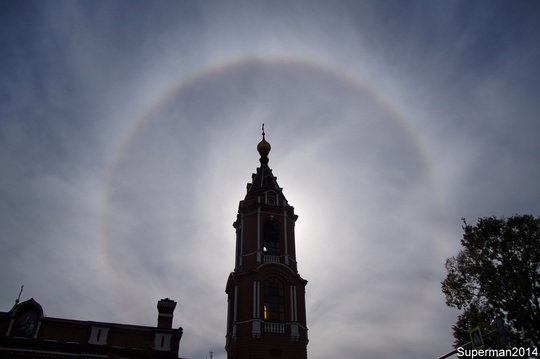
[225, 126, 308, 359]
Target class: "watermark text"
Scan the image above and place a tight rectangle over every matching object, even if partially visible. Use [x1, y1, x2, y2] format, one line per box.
[457, 347, 538, 358]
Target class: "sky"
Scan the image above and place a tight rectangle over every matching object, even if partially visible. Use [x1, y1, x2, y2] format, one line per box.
[1, 1, 540, 358]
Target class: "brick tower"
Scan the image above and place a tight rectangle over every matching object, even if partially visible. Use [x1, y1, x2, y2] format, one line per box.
[225, 127, 308, 359]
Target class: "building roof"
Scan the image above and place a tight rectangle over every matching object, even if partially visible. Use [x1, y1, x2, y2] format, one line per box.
[0, 298, 183, 359]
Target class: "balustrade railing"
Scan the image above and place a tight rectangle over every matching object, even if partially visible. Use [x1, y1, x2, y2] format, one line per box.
[264, 322, 285, 334]
[263, 255, 280, 264]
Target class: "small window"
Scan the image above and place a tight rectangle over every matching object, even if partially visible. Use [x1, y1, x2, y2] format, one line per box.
[88, 326, 109, 345]
[154, 333, 172, 351]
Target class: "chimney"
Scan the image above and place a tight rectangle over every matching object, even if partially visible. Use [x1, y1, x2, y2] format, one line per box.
[157, 298, 177, 329]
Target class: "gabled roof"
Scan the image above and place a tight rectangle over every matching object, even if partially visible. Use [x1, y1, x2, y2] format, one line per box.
[245, 131, 287, 202]
[247, 163, 283, 196]
[8, 297, 44, 318]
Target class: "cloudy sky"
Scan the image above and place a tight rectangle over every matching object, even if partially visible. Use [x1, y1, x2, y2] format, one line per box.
[1, 1, 540, 358]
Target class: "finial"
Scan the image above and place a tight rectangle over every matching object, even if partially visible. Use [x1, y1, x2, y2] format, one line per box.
[257, 124, 271, 162]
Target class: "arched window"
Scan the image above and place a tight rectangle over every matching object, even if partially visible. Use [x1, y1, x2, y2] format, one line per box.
[263, 221, 280, 255]
[263, 278, 285, 322]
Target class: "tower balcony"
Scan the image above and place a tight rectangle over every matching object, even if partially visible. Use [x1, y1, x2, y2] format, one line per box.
[264, 322, 285, 334]
[263, 254, 281, 264]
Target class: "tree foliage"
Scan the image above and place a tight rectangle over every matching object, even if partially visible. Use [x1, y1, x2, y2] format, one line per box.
[441, 215, 540, 348]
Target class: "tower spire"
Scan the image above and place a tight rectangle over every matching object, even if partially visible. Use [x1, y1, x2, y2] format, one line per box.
[226, 130, 308, 359]
[257, 123, 271, 162]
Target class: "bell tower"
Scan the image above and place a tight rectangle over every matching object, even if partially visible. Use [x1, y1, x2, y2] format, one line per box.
[225, 126, 308, 359]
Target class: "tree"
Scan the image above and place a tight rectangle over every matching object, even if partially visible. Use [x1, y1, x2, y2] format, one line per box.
[441, 215, 540, 349]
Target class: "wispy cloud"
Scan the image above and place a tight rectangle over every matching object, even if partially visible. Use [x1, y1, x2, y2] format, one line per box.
[1, 1, 539, 358]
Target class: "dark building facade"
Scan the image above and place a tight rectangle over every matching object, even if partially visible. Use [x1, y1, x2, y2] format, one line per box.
[0, 297, 183, 359]
[225, 131, 309, 359]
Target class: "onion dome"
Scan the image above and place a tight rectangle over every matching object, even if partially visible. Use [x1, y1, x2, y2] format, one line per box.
[257, 135, 271, 158]
[257, 124, 271, 161]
